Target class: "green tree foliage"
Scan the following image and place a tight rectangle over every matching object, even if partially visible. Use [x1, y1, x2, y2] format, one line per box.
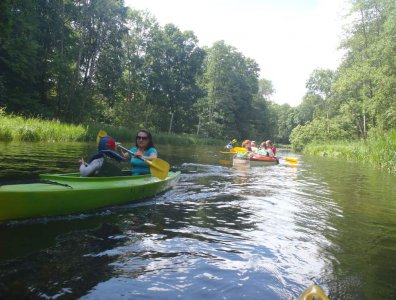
[0, 0, 41, 113]
[5, 0, 393, 149]
[195, 41, 261, 139]
[0, 1, 282, 142]
[294, 93, 322, 125]
[291, 0, 395, 150]
[334, 0, 396, 134]
[290, 117, 354, 151]
[144, 24, 206, 134]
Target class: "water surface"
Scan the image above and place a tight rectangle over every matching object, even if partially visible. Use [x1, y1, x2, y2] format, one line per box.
[0, 142, 395, 299]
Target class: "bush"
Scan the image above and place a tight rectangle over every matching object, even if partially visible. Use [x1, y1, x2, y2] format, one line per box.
[290, 117, 354, 151]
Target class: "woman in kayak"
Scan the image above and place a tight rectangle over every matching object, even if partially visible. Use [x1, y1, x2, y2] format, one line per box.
[250, 141, 258, 152]
[120, 129, 158, 176]
[259, 141, 275, 157]
[266, 140, 277, 156]
[237, 140, 254, 159]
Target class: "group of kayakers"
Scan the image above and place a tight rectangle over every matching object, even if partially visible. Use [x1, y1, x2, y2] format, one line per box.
[79, 129, 157, 177]
[227, 139, 277, 158]
[81, 132, 277, 177]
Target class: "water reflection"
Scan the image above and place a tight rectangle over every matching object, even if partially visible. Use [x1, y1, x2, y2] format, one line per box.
[0, 143, 395, 299]
[0, 141, 91, 180]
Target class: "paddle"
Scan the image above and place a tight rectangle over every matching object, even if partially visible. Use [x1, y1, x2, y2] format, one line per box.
[96, 130, 170, 180]
[231, 147, 248, 153]
[117, 145, 170, 180]
[283, 157, 298, 164]
[220, 146, 248, 154]
[96, 129, 107, 143]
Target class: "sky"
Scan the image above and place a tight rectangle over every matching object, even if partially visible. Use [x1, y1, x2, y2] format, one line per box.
[124, 0, 350, 107]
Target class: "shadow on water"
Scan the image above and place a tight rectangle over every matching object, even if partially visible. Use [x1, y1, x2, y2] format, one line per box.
[0, 143, 395, 299]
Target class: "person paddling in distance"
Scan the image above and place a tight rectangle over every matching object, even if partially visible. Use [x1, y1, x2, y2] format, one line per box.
[225, 138, 237, 150]
[260, 141, 275, 157]
[242, 139, 252, 152]
[266, 140, 276, 156]
[239, 139, 254, 158]
[251, 141, 258, 152]
[119, 129, 158, 176]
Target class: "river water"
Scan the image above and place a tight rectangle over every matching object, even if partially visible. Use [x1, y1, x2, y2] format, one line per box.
[0, 141, 395, 299]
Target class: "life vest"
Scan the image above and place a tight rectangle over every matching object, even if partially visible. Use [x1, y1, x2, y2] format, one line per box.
[90, 135, 125, 163]
[88, 150, 125, 163]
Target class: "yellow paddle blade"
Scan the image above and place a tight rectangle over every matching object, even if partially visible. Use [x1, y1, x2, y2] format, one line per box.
[284, 157, 298, 164]
[145, 158, 170, 180]
[96, 129, 107, 143]
[231, 147, 247, 153]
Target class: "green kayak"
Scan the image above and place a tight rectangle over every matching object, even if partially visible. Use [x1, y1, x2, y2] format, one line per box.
[0, 171, 180, 222]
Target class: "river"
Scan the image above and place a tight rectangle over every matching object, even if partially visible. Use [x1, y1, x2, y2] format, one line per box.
[0, 141, 395, 299]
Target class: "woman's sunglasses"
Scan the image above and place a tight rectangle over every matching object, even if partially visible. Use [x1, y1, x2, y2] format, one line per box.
[136, 136, 148, 141]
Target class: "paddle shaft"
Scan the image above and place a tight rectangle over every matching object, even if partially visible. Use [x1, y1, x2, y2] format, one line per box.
[117, 145, 149, 162]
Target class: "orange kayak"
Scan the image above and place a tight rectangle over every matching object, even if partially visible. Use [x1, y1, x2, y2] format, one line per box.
[250, 154, 279, 164]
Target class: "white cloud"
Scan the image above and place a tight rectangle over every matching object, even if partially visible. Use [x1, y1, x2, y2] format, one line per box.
[125, 0, 349, 106]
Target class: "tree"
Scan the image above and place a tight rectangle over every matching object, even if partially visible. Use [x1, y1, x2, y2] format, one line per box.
[333, 0, 396, 136]
[0, 0, 41, 113]
[144, 23, 205, 133]
[196, 41, 260, 139]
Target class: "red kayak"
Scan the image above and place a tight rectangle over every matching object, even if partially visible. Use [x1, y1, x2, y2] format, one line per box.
[250, 154, 279, 165]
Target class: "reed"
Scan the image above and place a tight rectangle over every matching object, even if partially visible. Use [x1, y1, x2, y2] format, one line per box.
[87, 124, 223, 145]
[0, 109, 87, 142]
[0, 111, 224, 145]
[304, 129, 396, 174]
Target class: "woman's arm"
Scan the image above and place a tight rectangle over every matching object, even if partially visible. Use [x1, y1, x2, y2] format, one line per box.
[142, 148, 158, 160]
[116, 143, 131, 159]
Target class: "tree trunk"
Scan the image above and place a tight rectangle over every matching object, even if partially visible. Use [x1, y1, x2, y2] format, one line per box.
[168, 111, 174, 134]
[196, 116, 201, 135]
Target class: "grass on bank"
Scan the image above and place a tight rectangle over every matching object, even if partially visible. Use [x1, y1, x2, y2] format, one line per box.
[303, 129, 396, 174]
[0, 109, 87, 142]
[0, 110, 223, 145]
[87, 124, 223, 145]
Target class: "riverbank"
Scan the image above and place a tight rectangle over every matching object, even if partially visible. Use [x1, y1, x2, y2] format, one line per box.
[303, 129, 396, 175]
[0, 110, 222, 145]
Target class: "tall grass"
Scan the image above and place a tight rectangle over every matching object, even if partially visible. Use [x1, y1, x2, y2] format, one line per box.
[304, 129, 396, 174]
[0, 110, 224, 145]
[0, 109, 87, 142]
[87, 124, 223, 145]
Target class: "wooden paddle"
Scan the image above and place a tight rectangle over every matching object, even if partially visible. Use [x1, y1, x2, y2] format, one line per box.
[97, 130, 170, 180]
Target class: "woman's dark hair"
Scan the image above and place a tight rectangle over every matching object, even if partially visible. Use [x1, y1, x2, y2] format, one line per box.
[135, 129, 155, 150]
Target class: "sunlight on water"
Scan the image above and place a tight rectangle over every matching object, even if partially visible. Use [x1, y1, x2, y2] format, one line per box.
[1, 144, 396, 299]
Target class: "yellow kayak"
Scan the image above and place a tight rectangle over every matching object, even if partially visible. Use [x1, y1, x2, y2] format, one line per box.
[298, 284, 329, 300]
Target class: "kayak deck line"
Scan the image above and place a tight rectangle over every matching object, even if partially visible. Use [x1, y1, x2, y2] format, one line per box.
[41, 180, 73, 188]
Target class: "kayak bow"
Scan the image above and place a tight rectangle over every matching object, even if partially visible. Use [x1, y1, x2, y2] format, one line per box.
[298, 284, 329, 300]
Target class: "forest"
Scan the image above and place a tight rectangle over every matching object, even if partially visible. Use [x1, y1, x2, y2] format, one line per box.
[0, 0, 395, 148]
